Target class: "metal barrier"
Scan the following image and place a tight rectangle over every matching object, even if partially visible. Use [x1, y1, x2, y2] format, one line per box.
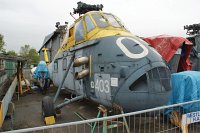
[0, 77, 17, 128]
[2, 100, 200, 133]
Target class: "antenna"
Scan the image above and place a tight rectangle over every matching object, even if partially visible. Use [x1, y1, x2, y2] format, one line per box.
[70, 12, 76, 20]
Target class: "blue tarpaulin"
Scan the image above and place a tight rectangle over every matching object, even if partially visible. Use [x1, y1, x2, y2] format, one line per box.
[166, 71, 200, 114]
[34, 61, 49, 79]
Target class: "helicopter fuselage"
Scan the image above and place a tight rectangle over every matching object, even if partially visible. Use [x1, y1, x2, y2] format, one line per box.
[49, 34, 171, 112]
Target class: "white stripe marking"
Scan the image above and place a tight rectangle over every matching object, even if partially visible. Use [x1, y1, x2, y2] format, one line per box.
[116, 37, 149, 59]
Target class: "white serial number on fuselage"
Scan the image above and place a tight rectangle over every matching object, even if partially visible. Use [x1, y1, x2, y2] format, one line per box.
[91, 79, 110, 93]
[91, 74, 116, 94]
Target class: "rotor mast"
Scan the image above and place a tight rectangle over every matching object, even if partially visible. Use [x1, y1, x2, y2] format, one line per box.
[184, 23, 200, 36]
[72, 1, 104, 16]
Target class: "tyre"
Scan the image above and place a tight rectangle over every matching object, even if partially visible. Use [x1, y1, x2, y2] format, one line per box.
[42, 96, 55, 117]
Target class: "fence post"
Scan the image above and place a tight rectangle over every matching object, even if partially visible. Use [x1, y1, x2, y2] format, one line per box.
[181, 125, 188, 133]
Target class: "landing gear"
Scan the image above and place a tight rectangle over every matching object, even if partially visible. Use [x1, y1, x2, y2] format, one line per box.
[41, 53, 82, 124]
[42, 96, 55, 118]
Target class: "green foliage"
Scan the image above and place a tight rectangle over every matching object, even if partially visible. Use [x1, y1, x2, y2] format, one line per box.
[0, 34, 5, 52]
[19, 44, 31, 57]
[20, 44, 39, 65]
[28, 48, 39, 65]
[7, 50, 18, 56]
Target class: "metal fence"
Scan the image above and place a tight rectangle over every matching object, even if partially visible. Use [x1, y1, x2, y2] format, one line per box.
[5, 61, 17, 78]
[3, 100, 200, 133]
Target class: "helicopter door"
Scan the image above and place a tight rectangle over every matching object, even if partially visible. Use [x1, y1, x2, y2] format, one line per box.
[90, 48, 112, 105]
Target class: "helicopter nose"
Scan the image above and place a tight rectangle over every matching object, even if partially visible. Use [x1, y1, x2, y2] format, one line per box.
[114, 66, 171, 112]
[129, 67, 171, 92]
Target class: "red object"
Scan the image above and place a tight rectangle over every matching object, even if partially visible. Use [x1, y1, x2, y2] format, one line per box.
[144, 35, 193, 71]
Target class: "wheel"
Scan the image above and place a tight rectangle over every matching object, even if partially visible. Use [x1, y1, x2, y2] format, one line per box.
[42, 96, 55, 117]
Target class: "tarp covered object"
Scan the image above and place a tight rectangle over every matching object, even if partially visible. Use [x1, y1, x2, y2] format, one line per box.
[166, 71, 200, 114]
[34, 61, 49, 79]
[144, 35, 193, 71]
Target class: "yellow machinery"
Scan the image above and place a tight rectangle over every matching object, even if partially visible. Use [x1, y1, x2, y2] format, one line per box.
[17, 61, 30, 95]
[42, 48, 49, 64]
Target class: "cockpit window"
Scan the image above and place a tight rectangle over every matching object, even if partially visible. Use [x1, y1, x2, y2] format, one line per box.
[84, 15, 95, 32]
[74, 20, 85, 42]
[91, 14, 108, 28]
[104, 14, 121, 28]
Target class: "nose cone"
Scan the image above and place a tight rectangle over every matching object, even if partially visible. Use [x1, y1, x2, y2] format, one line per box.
[113, 66, 171, 112]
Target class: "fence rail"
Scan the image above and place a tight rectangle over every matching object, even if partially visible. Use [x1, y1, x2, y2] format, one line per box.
[3, 100, 200, 133]
[0, 77, 17, 128]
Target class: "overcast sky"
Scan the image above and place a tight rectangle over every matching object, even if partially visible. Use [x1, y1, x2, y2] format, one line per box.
[0, 0, 200, 52]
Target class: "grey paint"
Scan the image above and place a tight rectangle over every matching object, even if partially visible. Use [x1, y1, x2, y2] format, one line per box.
[188, 35, 200, 71]
[39, 32, 63, 62]
[39, 33, 54, 53]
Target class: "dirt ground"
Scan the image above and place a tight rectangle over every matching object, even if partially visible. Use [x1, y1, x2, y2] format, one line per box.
[2, 87, 98, 132]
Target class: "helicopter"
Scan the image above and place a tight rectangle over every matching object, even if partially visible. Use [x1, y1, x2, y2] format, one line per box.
[41, 2, 172, 118]
[184, 23, 200, 71]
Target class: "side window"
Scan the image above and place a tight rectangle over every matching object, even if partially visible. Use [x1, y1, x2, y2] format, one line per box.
[54, 60, 58, 72]
[62, 58, 67, 70]
[92, 14, 108, 28]
[148, 67, 171, 93]
[129, 74, 148, 92]
[84, 15, 95, 33]
[74, 20, 85, 42]
[69, 27, 73, 38]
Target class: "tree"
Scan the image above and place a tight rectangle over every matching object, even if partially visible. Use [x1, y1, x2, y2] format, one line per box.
[19, 44, 31, 57]
[7, 50, 18, 56]
[28, 48, 39, 65]
[0, 34, 5, 52]
[19, 44, 39, 65]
